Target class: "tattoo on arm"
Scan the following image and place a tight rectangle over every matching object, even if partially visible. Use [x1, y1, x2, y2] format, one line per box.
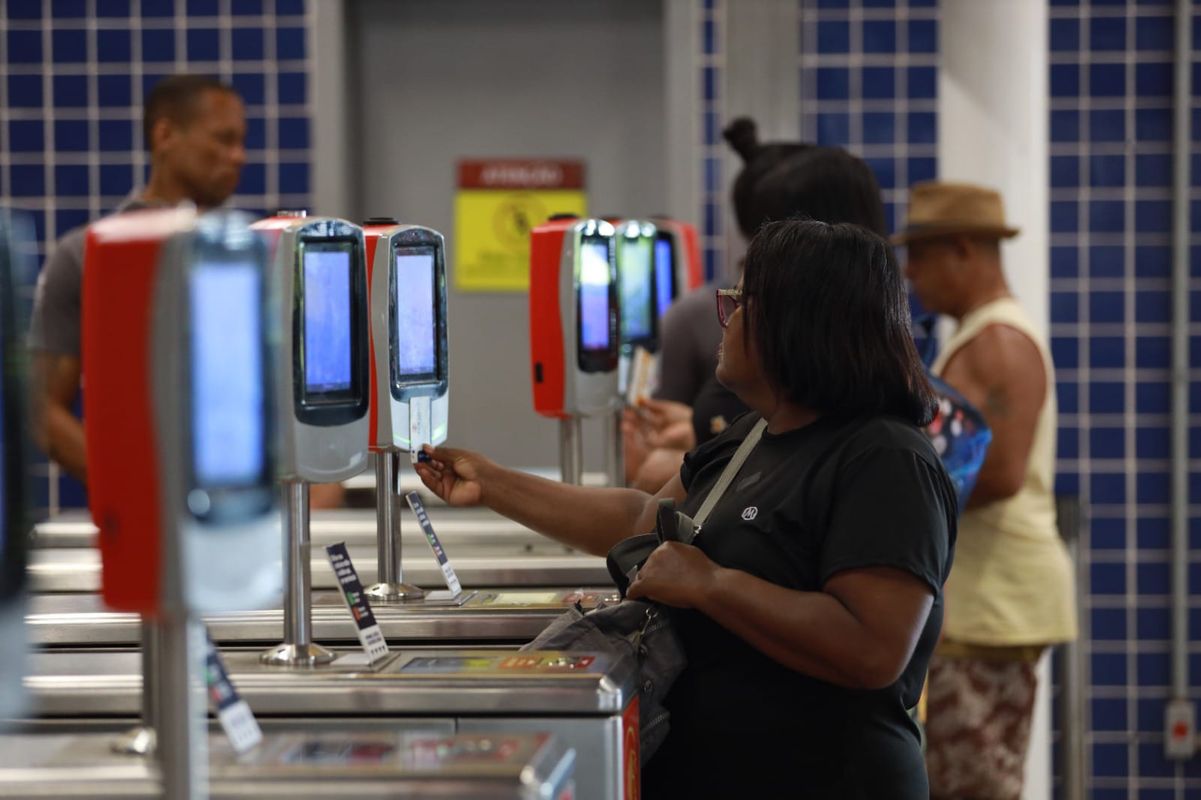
[984, 384, 1010, 418]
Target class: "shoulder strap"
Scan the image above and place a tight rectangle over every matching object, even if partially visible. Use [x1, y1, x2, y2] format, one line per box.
[693, 418, 768, 528]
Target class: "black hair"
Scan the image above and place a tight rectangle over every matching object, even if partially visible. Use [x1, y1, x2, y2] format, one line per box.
[143, 74, 239, 150]
[741, 218, 936, 425]
[723, 117, 886, 239]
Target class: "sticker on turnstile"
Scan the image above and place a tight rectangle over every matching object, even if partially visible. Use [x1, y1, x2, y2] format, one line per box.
[325, 542, 390, 663]
[404, 491, 463, 596]
[204, 632, 262, 754]
[409, 396, 432, 465]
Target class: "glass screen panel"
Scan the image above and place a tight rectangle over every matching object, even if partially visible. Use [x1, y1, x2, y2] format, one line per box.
[190, 263, 264, 487]
[619, 236, 654, 343]
[393, 248, 438, 384]
[578, 238, 612, 352]
[654, 236, 674, 319]
[303, 244, 354, 397]
[0, 337, 6, 554]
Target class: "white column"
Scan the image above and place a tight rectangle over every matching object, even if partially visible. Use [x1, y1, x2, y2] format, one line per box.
[310, 0, 351, 218]
[663, 0, 703, 225]
[938, 0, 1049, 336]
[938, 3, 1053, 799]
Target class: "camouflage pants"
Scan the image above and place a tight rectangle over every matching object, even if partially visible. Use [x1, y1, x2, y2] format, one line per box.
[924, 650, 1040, 800]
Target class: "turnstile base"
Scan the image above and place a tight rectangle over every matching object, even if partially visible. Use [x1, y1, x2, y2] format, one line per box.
[0, 731, 576, 799]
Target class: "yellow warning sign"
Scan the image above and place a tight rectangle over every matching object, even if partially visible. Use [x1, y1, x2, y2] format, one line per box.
[454, 160, 587, 292]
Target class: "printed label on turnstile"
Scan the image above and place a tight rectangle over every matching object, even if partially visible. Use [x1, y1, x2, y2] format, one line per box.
[205, 632, 262, 754]
[325, 542, 390, 663]
[404, 490, 463, 596]
[408, 395, 433, 464]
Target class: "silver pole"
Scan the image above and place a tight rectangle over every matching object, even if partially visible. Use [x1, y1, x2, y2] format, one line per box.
[111, 617, 160, 755]
[157, 614, 207, 800]
[260, 480, 335, 666]
[1167, 0, 1195, 760]
[1056, 496, 1086, 799]
[364, 451, 424, 602]
[559, 417, 583, 485]
[605, 408, 624, 488]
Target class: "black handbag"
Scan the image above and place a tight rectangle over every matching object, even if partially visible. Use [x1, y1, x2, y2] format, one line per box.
[523, 419, 768, 765]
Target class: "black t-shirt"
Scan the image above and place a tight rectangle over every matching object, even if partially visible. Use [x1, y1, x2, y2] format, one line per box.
[641, 412, 957, 799]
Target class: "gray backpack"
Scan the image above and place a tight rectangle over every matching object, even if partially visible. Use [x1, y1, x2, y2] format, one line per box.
[523, 419, 767, 764]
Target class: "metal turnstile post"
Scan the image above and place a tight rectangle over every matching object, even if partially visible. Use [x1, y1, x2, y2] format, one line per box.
[1056, 495, 1087, 799]
[605, 408, 624, 488]
[110, 618, 159, 755]
[260, 480, 335, 666]
[157, 614, 207, 800]
[559, 418, 583, 486]
[365, 451, 425, 602]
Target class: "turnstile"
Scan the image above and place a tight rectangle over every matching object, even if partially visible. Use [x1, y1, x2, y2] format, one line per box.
[0, 731, 576, 799]
[31, 509, 566, 553]
[26, 589, 619, 647]
[26, 547, 609, 595]
[17, 648, 640, 800]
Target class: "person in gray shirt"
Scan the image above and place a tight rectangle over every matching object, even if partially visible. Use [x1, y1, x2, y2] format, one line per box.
[29, 75, 247, 481]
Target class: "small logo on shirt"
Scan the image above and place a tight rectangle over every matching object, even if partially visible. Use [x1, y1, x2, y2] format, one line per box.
[741, 506, 759, 521]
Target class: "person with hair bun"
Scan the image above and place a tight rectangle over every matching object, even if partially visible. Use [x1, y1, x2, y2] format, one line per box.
[626, 117, 887, 491]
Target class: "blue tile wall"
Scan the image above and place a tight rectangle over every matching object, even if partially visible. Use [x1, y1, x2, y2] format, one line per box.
[1049, 0, 1201, 795]
[699, 0, 723, 281]
[801, 0, 939, 237]
[0, 0, 314, 516]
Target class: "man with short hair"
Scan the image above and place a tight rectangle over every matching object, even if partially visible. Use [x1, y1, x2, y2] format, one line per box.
[29, 74, 246, 481]
[897, 181, 1076, 800]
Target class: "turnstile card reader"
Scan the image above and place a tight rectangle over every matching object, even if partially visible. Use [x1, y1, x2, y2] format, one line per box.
[362, 219, 450, 603]
[251, 213, 370, 484]
[252, 213, 371, 667]
[83, 208, 282, 615]
[84, 208, 284, 796]
[529, 216, 619, 420]
[614, 220, 659, 358]
[530, 217, 619, 485]
[363, 219, 449, 458]
[650, 216, 703, 304]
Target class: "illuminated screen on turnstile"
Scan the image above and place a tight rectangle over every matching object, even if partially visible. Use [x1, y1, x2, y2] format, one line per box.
[190, 261, 266, 488]
[654, 234, 674, 319]
[577, 237, 613, 370]
[619, 235, 654, 344]
[302, 243, 354, 400]
[392, 247, 438, 386]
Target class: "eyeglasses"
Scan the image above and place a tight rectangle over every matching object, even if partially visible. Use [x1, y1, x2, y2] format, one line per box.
[715, 288, 742, 329]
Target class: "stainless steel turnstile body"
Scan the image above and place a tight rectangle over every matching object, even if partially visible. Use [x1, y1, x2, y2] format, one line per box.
[18, 649, 640, 800]
[26, 589, 619, 647]
[31, 508, 567, 552]
[0, 731, 576, 799]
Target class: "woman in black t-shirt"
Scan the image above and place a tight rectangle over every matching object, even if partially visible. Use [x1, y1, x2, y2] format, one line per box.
[416, 219, 957, 798]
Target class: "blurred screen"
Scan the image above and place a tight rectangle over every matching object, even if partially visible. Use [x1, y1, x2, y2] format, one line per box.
[0, 336, 6, 553]
[654, 236, 674, 319]
[394, 249, 438, 382]
[578, 239, 612, 352]
[619, 237, 654, 343]
[303, 246, 353, 395]
[190, 263, 264, 486]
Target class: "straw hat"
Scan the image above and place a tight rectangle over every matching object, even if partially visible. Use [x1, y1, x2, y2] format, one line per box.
[892, 181, 1020, 245]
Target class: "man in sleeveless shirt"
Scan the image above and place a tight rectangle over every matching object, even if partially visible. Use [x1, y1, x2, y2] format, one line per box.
[896, 182, 1077, 800]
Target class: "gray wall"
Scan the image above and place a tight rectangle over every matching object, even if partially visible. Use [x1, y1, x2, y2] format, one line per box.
[347, 0, 666, 469]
